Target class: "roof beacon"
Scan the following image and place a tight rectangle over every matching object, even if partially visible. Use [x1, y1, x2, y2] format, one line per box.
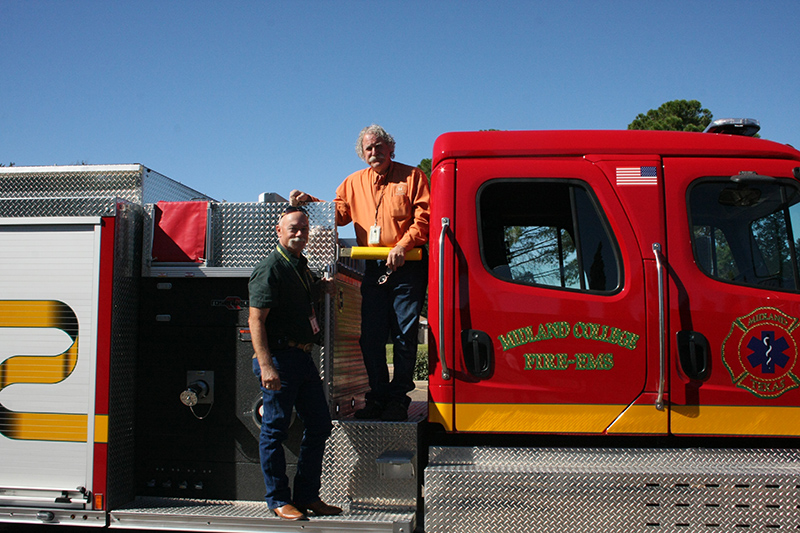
[704, 118, 760, 136]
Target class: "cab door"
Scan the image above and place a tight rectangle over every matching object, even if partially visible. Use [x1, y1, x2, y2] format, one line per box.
[449, 157, 661, 435]
[665, 158, 800, 437]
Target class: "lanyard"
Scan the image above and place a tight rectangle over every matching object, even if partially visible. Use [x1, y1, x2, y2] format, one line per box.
[276, 246, 311, 295]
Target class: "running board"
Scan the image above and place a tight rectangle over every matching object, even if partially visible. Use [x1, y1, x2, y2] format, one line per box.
[109, 497, 413, 533]
[425, 447, 800, 533]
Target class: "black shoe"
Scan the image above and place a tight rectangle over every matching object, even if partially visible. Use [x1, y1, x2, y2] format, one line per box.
[380, 400, 408, 421]
[354, 401, 383, 420]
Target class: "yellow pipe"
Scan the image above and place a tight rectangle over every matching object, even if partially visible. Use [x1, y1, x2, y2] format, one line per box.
[340, 247, 423, 260]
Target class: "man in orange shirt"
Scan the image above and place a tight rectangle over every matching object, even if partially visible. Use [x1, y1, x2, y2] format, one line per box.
[290, 124, 430, 421]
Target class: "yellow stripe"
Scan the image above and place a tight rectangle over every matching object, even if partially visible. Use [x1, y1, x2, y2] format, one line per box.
[3, 412, 88, 442]
[455, 403, 626, 433]
[0, 300, 79, 391]
[94, 414, 109, 443]
[0, 300, 68, 328]
[1, 343, 78, 385]
[606, 404, 668, 434]
[672, 405, 800, 436]
[429, 402, 454, 432]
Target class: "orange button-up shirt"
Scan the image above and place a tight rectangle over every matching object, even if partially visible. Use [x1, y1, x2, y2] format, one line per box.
[323, 162, 430, 250]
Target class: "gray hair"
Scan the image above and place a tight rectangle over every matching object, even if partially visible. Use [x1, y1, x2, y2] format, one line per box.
[355, 124, 396, 161]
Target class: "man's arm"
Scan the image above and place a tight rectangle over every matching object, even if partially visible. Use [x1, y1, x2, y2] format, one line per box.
[248, 307, 281, 391]
[388, 168, 430, 270]
[289, 187, 352, 227]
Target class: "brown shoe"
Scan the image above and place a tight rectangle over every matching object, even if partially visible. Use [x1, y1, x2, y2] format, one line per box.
[271, 504, 306, 520]
[296, 500, 343, 516]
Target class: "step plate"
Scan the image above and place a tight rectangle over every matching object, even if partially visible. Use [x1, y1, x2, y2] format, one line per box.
[425, 447, 800, 533]
[110, 497, 414, 533]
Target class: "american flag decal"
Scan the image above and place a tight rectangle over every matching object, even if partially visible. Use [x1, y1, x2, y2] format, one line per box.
[616, 166, 658, 186]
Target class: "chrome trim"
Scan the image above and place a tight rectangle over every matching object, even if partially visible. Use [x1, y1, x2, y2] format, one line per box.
[439, 217, 451, 381]
[653, 242, 666, 411]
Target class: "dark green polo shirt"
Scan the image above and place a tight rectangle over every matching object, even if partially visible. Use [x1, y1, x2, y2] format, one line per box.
[248, 244, 321, 348]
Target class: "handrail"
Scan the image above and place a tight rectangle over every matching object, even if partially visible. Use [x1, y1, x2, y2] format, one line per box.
[652, 242, 666, 411]
[439, 217, 451, 380]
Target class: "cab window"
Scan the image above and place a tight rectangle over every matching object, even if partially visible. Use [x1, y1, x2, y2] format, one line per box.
[478, 180, 621, 292]
[689, 179, 800, 291]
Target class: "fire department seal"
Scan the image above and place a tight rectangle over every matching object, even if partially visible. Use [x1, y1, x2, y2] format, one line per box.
[722, 307, 800, 398]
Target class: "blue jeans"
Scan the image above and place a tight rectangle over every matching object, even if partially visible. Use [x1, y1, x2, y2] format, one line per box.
[252, 350, 332, 509]
[360, 253, 428, 408]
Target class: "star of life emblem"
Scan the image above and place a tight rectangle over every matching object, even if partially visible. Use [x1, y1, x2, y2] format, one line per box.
[722, 307, 800, 398]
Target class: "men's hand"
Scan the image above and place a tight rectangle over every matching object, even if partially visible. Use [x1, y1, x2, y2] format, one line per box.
[260, 362, 282, 392]
[322, 275, 336, 295]
[289, 189, 312, 207]
[386, 244, 406, 270]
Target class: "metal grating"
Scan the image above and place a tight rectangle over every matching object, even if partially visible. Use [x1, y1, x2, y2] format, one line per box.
[110, 497, 414, 532]
[425, 447, 800, 533]
[320, 404, 425, 513]
[209, 201, 337, 270]
[0, 165, 211, 210]
[106, 201, 143, 510]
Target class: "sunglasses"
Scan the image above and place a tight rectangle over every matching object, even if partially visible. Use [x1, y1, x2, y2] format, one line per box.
[280, 206, 307, 218]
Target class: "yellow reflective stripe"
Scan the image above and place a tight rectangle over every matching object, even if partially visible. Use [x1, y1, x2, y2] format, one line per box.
[606, 404, 668, 434]
[0, 411, 88, 442]
[0, 343, 78, 386]
[672, 405, 800, 436]
[0, 300, 72, 328]
[0, 300, 79, 391]
[428, 402, 454, 432]
[454, 403, 625, 433]
[94, 414, 108, 443]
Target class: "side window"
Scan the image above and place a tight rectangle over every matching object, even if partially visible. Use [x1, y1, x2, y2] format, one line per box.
[689, 179, 800, 291]
[692, 225, 739, 281]
[478, 180, 621, 292]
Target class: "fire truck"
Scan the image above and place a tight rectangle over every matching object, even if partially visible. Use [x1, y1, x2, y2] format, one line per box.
[3, 121, 800, 532]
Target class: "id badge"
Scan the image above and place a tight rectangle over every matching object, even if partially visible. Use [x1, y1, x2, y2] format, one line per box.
[368, 224, 381, 245]
[309, 310, 321, 335]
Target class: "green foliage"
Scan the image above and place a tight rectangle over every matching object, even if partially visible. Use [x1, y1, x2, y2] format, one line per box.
[417, 158, 432, 183]
[628, 99, 713, 132]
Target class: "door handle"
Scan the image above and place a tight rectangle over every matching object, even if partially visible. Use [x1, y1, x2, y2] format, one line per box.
[439, 217, 452, 380]
[461, 329, 493, 380]
[676, 330, 711, 381]
[653, 243, 666, 411]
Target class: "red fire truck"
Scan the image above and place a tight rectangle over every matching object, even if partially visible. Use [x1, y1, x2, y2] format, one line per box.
[2, 122, 800, 532]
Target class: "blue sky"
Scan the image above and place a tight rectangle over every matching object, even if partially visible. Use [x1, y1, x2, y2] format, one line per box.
[2, 0, 798, 206]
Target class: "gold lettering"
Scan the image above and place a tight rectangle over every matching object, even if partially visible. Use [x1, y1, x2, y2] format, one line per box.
[575, 353, 594, 370]
[524, 353, 536, 370]
[546, 322, 571, 339]
[598, 353, 614, 370]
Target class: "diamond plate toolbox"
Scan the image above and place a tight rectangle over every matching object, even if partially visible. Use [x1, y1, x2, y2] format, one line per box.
[0, 164, 212, 218]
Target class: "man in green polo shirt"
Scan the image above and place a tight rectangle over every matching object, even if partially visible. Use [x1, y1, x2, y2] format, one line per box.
[248, 206, 341, 520]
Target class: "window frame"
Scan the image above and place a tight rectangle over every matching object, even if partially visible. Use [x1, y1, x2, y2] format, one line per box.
[475, 177, 624, 295]
[687, 176, 800, 293]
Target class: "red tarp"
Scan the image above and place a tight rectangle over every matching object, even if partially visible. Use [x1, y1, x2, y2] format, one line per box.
[151, 201, 208, 262]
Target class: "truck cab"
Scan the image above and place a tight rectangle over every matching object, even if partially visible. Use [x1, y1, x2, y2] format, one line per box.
[428, 130, 800, 439]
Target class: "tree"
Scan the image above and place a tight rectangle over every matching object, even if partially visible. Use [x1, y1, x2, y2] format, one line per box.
[628, 99, 712, 132]
[417, 158, 431, 183]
